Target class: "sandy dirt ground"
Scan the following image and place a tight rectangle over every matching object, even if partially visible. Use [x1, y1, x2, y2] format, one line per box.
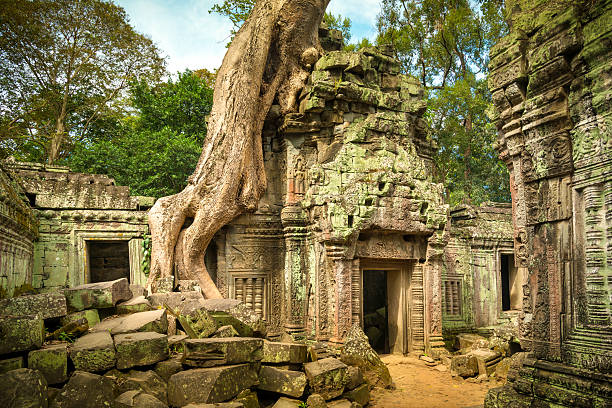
[369, 355, 500, 408]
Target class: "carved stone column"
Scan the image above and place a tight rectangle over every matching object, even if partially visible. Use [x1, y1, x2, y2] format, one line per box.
[425, 231, 447, 353]
[280, 205, 309, 339]
[325, 242, 353, 344]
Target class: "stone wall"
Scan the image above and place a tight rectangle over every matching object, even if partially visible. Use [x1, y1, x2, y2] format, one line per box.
[443, 203, 517, 334]
[0, 163, 38, 296]
[4, 160, 152, 292]
[486, 0, 612, 406]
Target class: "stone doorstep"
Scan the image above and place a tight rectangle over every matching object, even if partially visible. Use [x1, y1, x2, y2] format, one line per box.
[182, 337, 263, 368]
[114, 332, 169, 370]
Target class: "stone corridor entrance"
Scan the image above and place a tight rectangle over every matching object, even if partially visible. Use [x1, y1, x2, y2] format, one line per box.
[361, 260, 417, 355]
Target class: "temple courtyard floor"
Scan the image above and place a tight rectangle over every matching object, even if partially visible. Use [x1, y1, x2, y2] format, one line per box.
[371, 355, 498, 408]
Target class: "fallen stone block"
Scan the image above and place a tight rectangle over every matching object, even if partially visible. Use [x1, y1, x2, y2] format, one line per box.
[69, 331, 116, 372]
[105, 369, 168, 405]
[0, 292, 67, 319]
[470, 348, 502, 377]
[28, 343, 69, 385]
[183, 403, 244, 408]
[271, 397, 302, 408]
[340, 324, 391, 388]
[114, 332, 169, 369]
[304, 357, 348, 400]
[202, 299, 267, 337]
[327, 399, 353, 408]
[258, 365, 307, 398]
[129, 284, 147, 298]
[0, 314, 44, 354]
[454, 333, 485, 350]
[64, 278, 131, 311]
[45, 317, 88, 341]
[262, 341, 308, 364]
[175, 308, 218, 339]
[212, 325, 239, 338]
[168, 364, 258, 406]
[155, 357, 183, 382]
[450, 354, 478, 378]
[148, 291, 204, 315]
[0, 356, 24, 374]
[60, 310, 100, 327]
[306, 394, 327, 408]
[50, 371, 114, 408]
[116, 296, 153, 314]
[0, 368, 48, 408]
[115, 390, 167, 408]
[345, 366, 365, 390]
[342, 383, 369, 406]
[93, 309, 168, 335]
[182, 337, 263, 367]
[234, 389, 259, 408]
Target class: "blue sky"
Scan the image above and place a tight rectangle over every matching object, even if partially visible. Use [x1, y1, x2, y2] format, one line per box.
[115, 0, 380, 74]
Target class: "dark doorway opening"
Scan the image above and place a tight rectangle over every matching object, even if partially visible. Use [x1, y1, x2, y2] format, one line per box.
[88, 241, 130, 283]
[500, 253, 518, 311]
[363, 269, 389, 354]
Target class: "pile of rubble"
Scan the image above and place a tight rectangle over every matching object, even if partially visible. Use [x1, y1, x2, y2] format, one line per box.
[0, 278, 391, 407]
[440, 332, 526, 384]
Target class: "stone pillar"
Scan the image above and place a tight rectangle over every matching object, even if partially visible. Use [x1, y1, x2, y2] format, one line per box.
[425, 232, 446, 353]
[280, 205, 309, 339]
[325, 242, 353, 345]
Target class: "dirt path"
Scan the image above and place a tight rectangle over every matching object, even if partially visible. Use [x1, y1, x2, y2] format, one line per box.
[370, 355, 500, 408]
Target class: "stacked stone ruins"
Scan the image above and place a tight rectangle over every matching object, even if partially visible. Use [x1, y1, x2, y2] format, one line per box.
[485, 0, 612, 406]
[1, 4, 610, 405]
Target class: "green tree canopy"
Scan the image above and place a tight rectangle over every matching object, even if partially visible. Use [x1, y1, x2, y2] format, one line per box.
[0, 0, 166, 164]
[68, 70, 213, 198]
[377, 0, 510, 205]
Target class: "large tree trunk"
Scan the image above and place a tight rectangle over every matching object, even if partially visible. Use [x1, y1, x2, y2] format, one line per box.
[146, 0, 329, 297]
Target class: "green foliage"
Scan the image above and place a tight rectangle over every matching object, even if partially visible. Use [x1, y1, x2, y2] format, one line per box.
[323, 12, 352, 43]
[58, 331, 76, 343]
[377, 0, 510, 205]
[0, 0, 166, 163]
[210, 0, 256, 36]
[67, 70, 212, 198]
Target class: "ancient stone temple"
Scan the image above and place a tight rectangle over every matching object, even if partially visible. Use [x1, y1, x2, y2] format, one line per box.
[485, 0, 612, 406]
[205, 31, 449, 354]
[1, 160, 153, 292]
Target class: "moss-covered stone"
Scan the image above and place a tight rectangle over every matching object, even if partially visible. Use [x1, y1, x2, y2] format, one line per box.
[0, 314, 44, 355]
[182, 337, 263, 368]
[262, 341, 308, 364]
[114, 332, 168, 370]
[60, 309, 100, 327]
[0, 368, 48, 408]
[304, 357, 348, 400]
[69, 331, 115, 372]
[64, 278, 131, 311]
[257, 365, 307, 398]
[339, 325, 391, 388]
[0, 292, 67, 319]
[28, 343, 68, 385]
[0, 356, 24, 374]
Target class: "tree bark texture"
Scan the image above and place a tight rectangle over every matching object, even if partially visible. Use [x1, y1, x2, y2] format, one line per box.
[147, 0, 330, 297]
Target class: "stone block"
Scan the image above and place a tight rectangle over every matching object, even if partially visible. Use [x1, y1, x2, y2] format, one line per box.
[115, 390, 167, 408]
[116, 296, 153, 314]
[212, 325, 239, 338]
[60, 310, 100, 327]
[0, 292, 67, 319]
[155, 357, 183, 382]
[339, 324, 391, 388]
[327, 400, 353, 408]
[262, 341, 308, 364]
[304, 357, 348, 400]
[69, 331, 116, 372]
[345, 366, 365, 390]
[454, 333, 486, 351]
[271, 397, 302, 408]
[28, 343, 69, 385]
[148, 290, 204, 313]
[306, 394, 327, 408]
[258, 365, 307, 398]
[470, 348, 502, 376]
[0, 356, 24, 374]
[168, 364, 258, 406]
[450, 354, 478, 378]
[202, 299, 267, 337]
[64, 278, 131, 311]
[342, 383, 369, 406]
[182, 337, 263, 367]
[105, 369, 168, 405]
[129, 284, 147, 298]
[180, 308, 218, 338]
[234, 389, 259, 408]
[114, 332, 169, 369]
[92, 309, 168, 335]
[183, 404, 244, 408]
[0, 368, 48, 408]
[50, 371, 115, 408]
[0, 314, 44, 355]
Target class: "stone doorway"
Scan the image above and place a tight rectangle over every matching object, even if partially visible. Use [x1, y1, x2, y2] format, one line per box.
[500, 253, 520, 311]
[87, 240, 130, 283]
[361, 260, 415, 355]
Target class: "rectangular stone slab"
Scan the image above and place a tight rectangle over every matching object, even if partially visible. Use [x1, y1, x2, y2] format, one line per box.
[168, 364, 259, 406]
[0, 356, 24, 374]
[64, 278, 131, 311]
[28, 343, 68, 384]
[0, 314, 44, 355]
[92, 309, 168, 335]
[182, 337, 263, 367]
[70, 331, 116, 372]
[258, 365, 307, 398]
[114, 332, 169, 369]
[304, 357, 348, 400]
[61, 309, 101, 327]
[116, 296, 153, 314]
[0, 292, 67, 319]
[262, 341, 308, 364]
